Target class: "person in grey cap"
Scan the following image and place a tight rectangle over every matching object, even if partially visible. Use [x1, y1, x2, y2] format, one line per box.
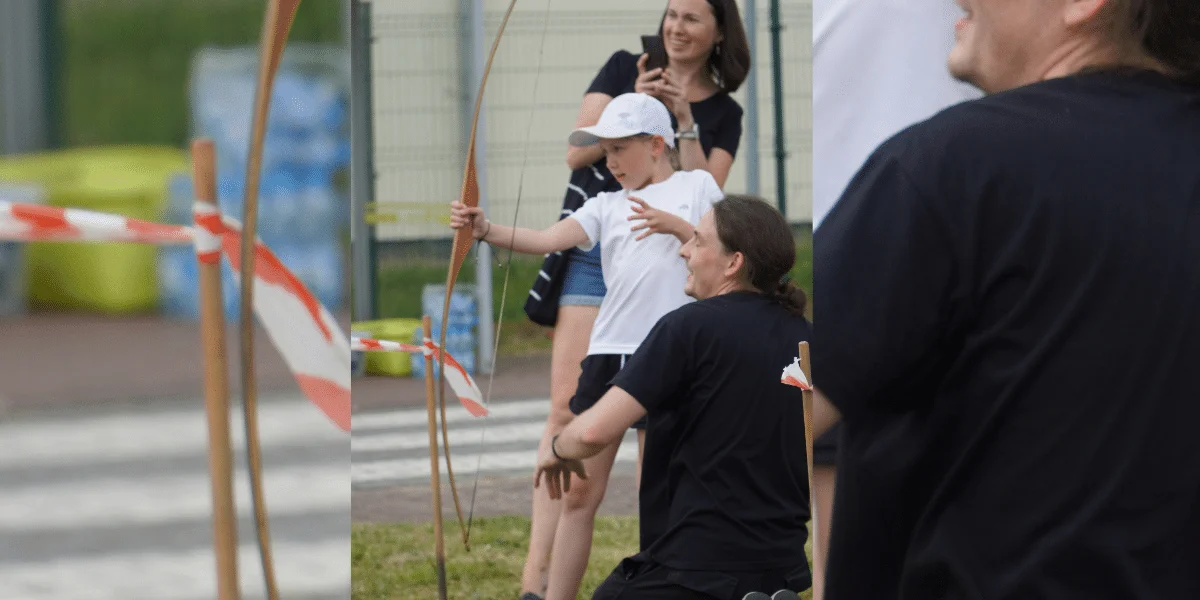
[452, 91, 725, 600]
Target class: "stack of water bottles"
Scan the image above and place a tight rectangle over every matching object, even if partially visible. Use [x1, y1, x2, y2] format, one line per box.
[158, 44, 350, 320]
[412, 284, 479, 378]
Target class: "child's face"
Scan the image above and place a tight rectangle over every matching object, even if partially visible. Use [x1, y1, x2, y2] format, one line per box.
[600, 136, 661, 190]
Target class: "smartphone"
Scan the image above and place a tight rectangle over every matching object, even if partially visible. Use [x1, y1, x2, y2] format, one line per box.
[640, 35, 669, 72]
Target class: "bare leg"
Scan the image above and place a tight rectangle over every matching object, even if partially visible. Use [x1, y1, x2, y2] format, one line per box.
[543, 440, 621, 600]
[811, 465, 836, 600]
[520, 305, 598, 597]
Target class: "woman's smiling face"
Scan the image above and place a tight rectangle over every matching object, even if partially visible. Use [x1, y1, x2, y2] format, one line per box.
[661, 0, 722, 65]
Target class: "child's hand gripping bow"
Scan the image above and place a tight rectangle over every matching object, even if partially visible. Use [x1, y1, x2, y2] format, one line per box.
[449, 201, 489, 240]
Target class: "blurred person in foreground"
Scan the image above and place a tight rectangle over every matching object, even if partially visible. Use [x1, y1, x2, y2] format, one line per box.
[809, 1, 982, 595]
[812, 0, 1200, 597]
[536, 196, 813, 599]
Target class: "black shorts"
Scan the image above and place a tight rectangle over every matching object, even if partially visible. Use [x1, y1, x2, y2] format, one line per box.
[569, 354, 647, 430]
[813, 423, 841, 466]
[591, 553, 811, 599]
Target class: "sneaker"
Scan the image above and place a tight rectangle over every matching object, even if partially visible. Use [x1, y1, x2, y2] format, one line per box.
[771, 591, 801, 600]
[519, 593, 544, 600]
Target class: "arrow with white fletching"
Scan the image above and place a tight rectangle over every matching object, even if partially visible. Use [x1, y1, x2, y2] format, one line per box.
[781, 357, 813, 391]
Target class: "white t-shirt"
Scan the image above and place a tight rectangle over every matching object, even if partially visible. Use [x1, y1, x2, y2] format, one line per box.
[812, 0, 982, 229]
[569, 169, 724, 356]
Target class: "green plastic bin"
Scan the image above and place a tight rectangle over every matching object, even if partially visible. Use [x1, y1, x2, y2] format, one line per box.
[352, 318, 423, 376]
[0, 146, 188, 313]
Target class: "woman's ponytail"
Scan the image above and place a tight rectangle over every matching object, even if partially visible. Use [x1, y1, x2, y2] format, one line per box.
[772, 278, 809, 317]
[712, 195, 810, 318]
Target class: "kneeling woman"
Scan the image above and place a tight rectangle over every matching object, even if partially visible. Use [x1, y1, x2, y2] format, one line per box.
[536, 196, 813, 599]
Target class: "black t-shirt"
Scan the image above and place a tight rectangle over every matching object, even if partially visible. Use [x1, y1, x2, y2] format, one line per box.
[814, 69, 1200, 599]
[612, 291, 812, 571]
[586, 50, 744, 170]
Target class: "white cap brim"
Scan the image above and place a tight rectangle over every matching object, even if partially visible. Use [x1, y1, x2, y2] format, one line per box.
[568, 123, 646, 147]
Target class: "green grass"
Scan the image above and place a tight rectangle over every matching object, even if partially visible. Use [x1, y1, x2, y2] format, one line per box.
[373, 230, 815, 357]
[56, 0, 344, 148]
[352, 516, 814, 600]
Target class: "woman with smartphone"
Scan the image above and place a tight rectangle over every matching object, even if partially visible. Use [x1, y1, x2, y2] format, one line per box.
[518, 1, 751, 599]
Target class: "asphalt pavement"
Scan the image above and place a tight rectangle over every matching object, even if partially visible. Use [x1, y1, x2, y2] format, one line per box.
[0, 312, 350, 600]
[350, 395, 641, 524]
[0, 391, 350, 600]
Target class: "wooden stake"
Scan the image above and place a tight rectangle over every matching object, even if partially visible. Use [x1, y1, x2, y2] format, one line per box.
[193, 138, 240, 600]
[423, 316, 449, 599]
[799, 341, 821, 596]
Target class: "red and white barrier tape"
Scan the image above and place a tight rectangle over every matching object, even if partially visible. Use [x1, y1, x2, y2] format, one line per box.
[194, 203, 351, 432]
[0, 200, 351, 433]
[0, 201, 193, 245]
[351, 336, 487, 417]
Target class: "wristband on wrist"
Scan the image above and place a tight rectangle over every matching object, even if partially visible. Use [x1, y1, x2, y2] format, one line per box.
[481, 219, 491, 241]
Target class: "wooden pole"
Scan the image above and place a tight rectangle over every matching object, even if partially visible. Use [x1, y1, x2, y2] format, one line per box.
[799, 341, 821, 598]
[424, 316, 449, 600]
[193, 138, 241, 600]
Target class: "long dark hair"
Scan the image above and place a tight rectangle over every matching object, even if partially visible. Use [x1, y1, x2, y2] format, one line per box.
[1110, 0, 1200, 83]
[711, 195, 807, 316]
[657, 0, 751, 93]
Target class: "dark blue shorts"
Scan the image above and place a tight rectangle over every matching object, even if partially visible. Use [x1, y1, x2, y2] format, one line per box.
[560, 244, 605, 307]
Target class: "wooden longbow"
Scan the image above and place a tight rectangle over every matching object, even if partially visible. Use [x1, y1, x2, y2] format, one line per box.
[239, 1, 302, 598]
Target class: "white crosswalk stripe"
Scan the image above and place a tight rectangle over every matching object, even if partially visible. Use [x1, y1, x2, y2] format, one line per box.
[351, 398, 639, 490]
[0, 393, 349, 600]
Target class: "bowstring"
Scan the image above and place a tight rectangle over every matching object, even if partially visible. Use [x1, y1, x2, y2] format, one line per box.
[466, 0, 553, 540]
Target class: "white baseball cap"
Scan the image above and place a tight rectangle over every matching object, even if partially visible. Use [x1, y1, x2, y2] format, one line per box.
[568, 92, 676, 149]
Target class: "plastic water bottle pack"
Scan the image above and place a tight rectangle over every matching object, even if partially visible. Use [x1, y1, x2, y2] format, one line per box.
[160, 44, 351, 320]
[412, 284, 480, 378]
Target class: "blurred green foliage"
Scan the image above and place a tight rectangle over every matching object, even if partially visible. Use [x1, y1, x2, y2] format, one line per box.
[57, 0, 344, 147]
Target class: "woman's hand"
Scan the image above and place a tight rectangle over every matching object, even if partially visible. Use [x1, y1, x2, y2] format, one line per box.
[628, 196, 689, 241]
[449, 201, 488, 240]
[657, 70, 694, 127]
[634, 53, 666, 98]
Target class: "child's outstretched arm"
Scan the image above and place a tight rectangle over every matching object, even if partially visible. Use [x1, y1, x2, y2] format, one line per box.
[450, 201, 589, 255]
[628, 196, 694, 243]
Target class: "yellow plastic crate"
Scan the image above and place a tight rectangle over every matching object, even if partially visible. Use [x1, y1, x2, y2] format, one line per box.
[352, 318, 423, 376]
[0, 146, 188, 313]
